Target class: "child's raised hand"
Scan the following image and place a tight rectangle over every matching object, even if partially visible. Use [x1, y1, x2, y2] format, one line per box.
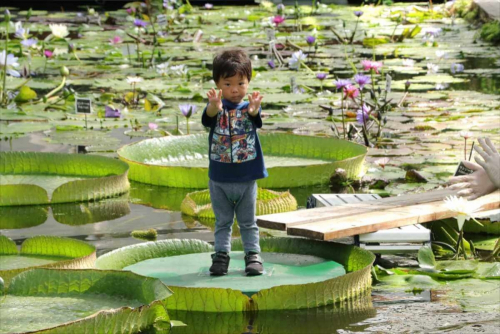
[248, 91, 263, 115]
[207, 88, 222, 111]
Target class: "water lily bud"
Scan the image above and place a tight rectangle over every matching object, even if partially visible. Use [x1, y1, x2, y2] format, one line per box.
[60, 66, 69, 77]
[405, 80, 411, 92]
[4, 9, 11, 22]
[370, 89, 376, 100]
[26, 8, 32, 20]
[68, 43, 75, 52]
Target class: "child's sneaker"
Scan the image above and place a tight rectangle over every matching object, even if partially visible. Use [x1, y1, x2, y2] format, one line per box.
[244, 252, 263, 276]
[210, 252, 230, 276]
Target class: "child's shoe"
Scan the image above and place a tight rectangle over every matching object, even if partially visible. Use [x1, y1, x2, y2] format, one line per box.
[244, 252, 264, 276]
[210, 252, 230, 276]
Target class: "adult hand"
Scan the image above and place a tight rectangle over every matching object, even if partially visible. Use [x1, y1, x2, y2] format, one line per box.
[207, 88, 222, 111]
[248, 91, 263, 116]
[448, 160, 498, 200]
[474, 137, 500, 189]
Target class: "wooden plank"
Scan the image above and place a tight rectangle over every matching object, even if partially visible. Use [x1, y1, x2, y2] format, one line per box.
[257, 188, 457, 231]
[287, 191, 500, 240]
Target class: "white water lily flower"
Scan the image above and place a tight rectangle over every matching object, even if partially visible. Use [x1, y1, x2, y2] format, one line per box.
[0, 50, 20, 77]
[443, 195, 480, 230]
[435, 50, 446, 59]
[126, 76, 143, 85]
[289, 50, 306, 70]
[170, 64, 188, 76]
[459, 130, 473, 139]
[156, 62, 170, 76]
[402, 58, 415, 67]
[374, 157, 390, 169]
[426, 63, 439, 74]
[14, 21, 29, 39]
[49, 24, 69, 39]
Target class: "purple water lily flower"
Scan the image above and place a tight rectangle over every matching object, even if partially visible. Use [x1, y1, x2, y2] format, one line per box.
[126, 7, 136, 14]
[134, 19, 148, 28]
[356, 104, 370, 125]
[424, 27, 441, 37]
[334, 78, 351, 90]
[179, 104, 197, 118]
[354, 11, 363, 17]
[277, 4, 285, 14]
[306, 36, 316, 45]
[316, 73, 327, 80]
[353, 74, 371, 89]
[21, 38, 37, 48]
[105, 105, 121, 118]
[450, 63, 464, 74]
[267, 60, 276, 69]
[204, 3, 213, 9]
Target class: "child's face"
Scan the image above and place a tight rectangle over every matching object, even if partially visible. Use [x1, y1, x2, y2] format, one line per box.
[216, 74, 249, 104]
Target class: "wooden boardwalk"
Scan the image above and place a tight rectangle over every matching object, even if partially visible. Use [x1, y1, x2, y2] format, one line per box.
[257, 189, 500, 241]
[474, 0, 500, 20]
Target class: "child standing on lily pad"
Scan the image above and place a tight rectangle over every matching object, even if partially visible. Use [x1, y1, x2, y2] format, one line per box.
[202, 48, 268, 276]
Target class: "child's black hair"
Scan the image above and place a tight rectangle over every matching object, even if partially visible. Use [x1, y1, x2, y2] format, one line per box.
[213, 48, 252, 83]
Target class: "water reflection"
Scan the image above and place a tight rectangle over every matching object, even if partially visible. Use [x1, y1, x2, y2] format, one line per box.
[170, 293, 375, 334]
[0, 197, 130, 229]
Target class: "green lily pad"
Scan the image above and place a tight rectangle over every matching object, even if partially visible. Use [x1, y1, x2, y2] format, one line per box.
[118, 133, 367, 188]
[96, 238, 375, 311]
[2, 269, 171, 334]
[0, 151, 130, 206]
[0, 235, 96, 287]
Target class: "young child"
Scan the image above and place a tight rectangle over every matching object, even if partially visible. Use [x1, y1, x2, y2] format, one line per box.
[202, 48, 268, 276]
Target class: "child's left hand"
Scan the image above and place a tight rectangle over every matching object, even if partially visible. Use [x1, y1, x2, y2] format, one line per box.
[248, 91, 264, 116]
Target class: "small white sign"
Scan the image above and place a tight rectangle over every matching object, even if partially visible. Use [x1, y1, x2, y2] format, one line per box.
[385, 74, 392, 94]
[266, 29, 276, 41]
[75, 98, 92, 114]
[157, 14, 167, 27]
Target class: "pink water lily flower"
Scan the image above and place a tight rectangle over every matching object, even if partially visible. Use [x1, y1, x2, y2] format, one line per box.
[374, 157, 390, 169]
[361, 60, 382, 73]
[343, 85, 359, 99]
[44, 50, 54, 58]
[148, 122, 159, 131]
[272, 15, 285, 26]
[109, 36, 122, 44]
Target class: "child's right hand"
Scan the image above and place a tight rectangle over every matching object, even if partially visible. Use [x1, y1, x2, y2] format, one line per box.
[207, 88, 223, 111]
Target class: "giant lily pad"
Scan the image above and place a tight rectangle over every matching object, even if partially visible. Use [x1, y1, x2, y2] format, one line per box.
[117, 134, 367, 188]
[0, 235, 96, 287]
[180, 188, 297, 219]
[96, 238, 375, 311]
[0, 151, 130, 206]
[1, 268, 171, 333]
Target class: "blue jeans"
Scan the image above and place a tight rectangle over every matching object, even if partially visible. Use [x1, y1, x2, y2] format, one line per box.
[209, 179, 260, 254]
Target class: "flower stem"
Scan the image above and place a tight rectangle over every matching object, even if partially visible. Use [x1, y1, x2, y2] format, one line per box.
[340, 94, 346, 139]
[1, 21, 9, 106]
[464, 138, 467, 160]
[186, 117, 190, 134]
[44, 76, 66, 100]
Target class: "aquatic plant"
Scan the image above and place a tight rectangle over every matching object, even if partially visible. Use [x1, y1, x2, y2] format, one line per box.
[443, 195, 481, 259]
[0, 235, 96, 287]
[181, 188, 297, 219]
[179, 103, 197, 134]
[459, 130, 473, 159]
[1, 268, 171, 333]
[49, 24, 69, 39]
[117, 133, 367, 188]
[480, 21, 500, 45]
[0, 151, 130, 206]
[96, 238, 375, 311]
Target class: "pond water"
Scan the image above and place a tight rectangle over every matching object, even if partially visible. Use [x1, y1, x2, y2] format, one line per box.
[1, 1, 499, 332]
